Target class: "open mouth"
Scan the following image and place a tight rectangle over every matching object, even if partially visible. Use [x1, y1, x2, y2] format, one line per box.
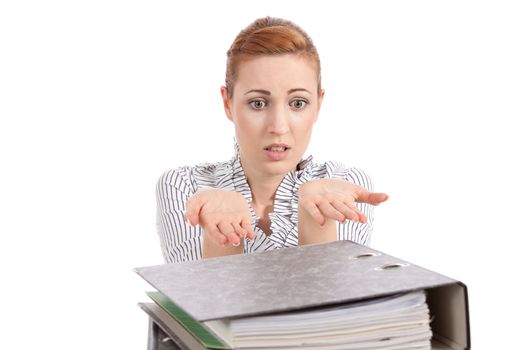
[264, 145, 290, 152]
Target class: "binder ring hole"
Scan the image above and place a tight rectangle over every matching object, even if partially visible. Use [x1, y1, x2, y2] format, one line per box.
[375, 263, 409, 271]
[348, 252, 381, 260]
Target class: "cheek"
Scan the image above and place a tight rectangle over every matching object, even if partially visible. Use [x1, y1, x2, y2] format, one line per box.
[233, 108, 260, 140]
[290, 114, 316, 148]
[234, 114, 253, 133]
[293, 111, 317, 132]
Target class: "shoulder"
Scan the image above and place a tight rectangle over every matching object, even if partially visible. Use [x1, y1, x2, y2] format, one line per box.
[156, 159, 233, 195]
[308, 161, 374, 191]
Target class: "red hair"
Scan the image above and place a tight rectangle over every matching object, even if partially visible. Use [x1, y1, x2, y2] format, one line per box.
[225, 17, 321, 99]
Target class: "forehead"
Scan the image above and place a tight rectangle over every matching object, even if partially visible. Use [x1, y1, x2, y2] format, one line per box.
[234, 54, 318, 93]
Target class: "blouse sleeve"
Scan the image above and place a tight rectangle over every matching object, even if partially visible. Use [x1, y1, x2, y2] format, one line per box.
[156, 167, 203, 263]
[323, 162, 375, 246]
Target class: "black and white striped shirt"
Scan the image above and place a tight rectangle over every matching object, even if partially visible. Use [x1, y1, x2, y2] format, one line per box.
[156, 143, 375, 263]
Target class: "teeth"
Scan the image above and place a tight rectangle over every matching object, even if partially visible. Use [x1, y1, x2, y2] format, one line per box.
[268, 146, 286, 152]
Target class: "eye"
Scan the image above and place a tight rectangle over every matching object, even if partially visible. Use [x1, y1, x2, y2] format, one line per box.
[249, 99, 267, 110]
[290, 99, 309, 110]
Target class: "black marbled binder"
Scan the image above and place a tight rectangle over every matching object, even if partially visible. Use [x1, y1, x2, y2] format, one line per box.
[135, 240, 470, 349]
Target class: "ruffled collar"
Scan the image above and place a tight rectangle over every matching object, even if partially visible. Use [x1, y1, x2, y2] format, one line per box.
[230, 140, 314, 248]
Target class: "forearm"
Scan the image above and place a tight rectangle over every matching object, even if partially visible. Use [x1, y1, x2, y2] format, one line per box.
[298, 205, 337, 245]
[202, 230, 244, 259]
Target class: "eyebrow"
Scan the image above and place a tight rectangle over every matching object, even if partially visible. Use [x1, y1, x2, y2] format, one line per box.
[244, 89, 271, 96]
[243, 88, 312, 96]
[288, 88, 311, 95]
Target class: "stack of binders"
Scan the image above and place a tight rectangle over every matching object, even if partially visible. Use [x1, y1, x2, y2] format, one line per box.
[135, 240, 470, 350]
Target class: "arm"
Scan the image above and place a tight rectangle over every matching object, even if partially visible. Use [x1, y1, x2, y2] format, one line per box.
[202, 228, 244, 258]
[186, 188, 255, 259]
[298, 203, 337, 245]
[341, 167, 377, 245]
[297, 178, 388, 246]
[156, 169, 202, 263]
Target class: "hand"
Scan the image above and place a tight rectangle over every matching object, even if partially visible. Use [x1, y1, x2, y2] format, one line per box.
[298, 179, 388, 226]
[185, 189, 256, 247]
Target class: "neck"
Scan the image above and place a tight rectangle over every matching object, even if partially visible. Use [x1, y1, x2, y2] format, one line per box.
[249, 175, 284, 207]
[240, 160, 287, 207]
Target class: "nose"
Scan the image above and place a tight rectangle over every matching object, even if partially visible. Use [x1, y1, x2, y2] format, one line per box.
[268, 106, 290, 135]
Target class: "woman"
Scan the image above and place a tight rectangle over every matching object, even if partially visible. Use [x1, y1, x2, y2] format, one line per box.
[156, 17, 388, 263]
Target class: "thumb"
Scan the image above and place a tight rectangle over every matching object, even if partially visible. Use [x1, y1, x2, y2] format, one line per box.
[357, 191, 389, 206]
[185, 195, 205, 226]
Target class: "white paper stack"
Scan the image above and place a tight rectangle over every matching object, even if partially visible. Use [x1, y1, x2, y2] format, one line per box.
[204, 291, 432, 350]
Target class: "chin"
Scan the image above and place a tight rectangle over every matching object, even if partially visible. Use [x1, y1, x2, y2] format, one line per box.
[263, 159, 300, 176]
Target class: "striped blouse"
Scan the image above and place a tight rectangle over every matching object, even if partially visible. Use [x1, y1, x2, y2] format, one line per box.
[156, 143, 375, 263]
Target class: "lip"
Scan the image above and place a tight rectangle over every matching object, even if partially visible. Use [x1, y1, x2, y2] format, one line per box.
[263, 143, 291, 161]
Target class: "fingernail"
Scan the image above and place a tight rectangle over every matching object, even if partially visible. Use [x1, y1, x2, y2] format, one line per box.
[233, 241, 240, 247]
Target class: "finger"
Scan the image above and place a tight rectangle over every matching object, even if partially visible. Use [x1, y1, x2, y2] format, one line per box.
[302, 201, 325, 226]
[355, 191, 389, 206]
[218, 222, 241, 247]
[331, 200, 359, 223]
[185, 196, 205, 226]
[207, 225, 228, 247]
[359, 212, 367, 224]
[368, 192, 389, 205]
[318, 201, 345, 223]
[344, 201, 367, 223]
[241, 219, 255, 240]
[232, 222, 248, 238]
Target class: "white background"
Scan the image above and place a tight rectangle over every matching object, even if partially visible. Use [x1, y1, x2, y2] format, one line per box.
[1, 1, 523, 348]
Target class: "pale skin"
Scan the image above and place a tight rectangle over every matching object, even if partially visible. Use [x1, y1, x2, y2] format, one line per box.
[185, 54, 388, 258]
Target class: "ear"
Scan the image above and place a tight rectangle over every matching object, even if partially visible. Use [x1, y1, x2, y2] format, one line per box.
[220, 86, 233, 122]
[313, 88, 325, 123]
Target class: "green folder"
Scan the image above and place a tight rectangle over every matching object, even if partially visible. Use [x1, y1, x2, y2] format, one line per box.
[147, 291, 228, 349]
